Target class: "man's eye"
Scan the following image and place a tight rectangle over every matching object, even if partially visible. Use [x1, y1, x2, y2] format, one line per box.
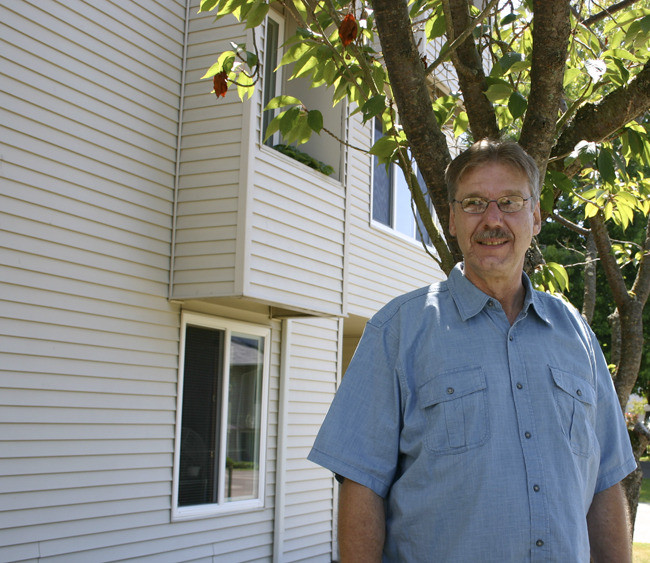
[464, 198, 485, 207]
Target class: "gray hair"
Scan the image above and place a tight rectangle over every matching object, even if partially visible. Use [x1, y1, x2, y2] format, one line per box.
[445, 139, 541, 203]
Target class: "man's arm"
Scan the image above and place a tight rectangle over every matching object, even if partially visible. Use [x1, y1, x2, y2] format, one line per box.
[338, 479, 385, 563]
[586, 482, 632, 563]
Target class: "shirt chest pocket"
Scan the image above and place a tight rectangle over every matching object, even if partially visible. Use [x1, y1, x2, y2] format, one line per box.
[418, 367, 489, 455]
[550, 367, 596, 457]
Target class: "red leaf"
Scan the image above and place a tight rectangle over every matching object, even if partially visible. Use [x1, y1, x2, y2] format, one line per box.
[213, 71, 228, 98]
[339, 13, 358, 48]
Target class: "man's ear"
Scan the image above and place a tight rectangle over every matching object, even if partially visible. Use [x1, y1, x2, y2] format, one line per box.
[449, 203, 457, 237]
[532, 202, 542, 236]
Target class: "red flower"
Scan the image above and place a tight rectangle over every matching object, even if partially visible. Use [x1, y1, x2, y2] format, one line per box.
[213, 71, 228, 98]
[339, 13, 358, 48]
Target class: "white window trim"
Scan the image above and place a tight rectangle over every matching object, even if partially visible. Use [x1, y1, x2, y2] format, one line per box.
[172, 311, 271, 521]
[369, 121, 439, 247]
[261, 9, 285, 147]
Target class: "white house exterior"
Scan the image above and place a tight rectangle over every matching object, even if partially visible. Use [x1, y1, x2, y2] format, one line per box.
[0, 1, 445, 561]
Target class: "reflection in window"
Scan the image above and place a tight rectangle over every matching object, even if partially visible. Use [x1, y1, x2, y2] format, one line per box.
[372, 118, 432, 245]
[176, 316, 267, 514]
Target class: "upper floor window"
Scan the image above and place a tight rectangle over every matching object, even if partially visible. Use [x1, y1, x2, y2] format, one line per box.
[372, 118, 432, 245]
[173, 312, 270, 520]
[261, 9, 344, 180]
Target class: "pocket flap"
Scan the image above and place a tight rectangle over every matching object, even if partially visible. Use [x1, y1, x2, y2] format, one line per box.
[418, 366, 486, 408]
[550, 367, 595, 405]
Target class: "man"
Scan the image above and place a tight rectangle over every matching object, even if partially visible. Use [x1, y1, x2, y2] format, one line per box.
[308, 140, 636, 562]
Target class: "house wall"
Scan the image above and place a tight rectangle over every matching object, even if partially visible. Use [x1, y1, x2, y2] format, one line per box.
[171, 7, 347, 317]
[1, 2, 284, 561]
[1, 1, 448, 561]
[345, 112, 445, 320]
[170, 8, 247, 300]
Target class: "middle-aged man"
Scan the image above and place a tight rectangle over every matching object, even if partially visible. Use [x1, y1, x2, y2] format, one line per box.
[308, 139, 636, 562]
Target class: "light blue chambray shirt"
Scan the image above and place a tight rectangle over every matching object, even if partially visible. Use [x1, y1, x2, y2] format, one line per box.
[308, 264, 635, 562]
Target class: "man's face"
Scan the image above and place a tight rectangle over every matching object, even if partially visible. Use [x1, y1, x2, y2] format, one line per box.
[449, 162, 542, 291]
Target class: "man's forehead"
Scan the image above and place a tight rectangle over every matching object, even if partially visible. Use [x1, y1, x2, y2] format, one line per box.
[457, 162, 531, 192]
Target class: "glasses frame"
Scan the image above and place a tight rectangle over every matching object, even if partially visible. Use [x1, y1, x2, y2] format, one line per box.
[452, 195, 532, 214]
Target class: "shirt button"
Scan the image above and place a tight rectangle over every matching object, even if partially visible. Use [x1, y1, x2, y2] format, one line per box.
[509, 335, 514, 341]
[447, 387, 454, 395]
[516, 383, 523, 390]
[525, 431, 532, 439]
[533, 484, 540, 492]
[487, 300, 494, 307]
[536, 539, 544, 547]
[577, 389, 582, 396]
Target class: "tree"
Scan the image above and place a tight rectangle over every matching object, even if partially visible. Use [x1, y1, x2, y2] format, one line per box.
[200, 0, 650, 529]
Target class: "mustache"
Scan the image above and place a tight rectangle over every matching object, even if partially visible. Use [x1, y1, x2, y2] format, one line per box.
[473, 229, 513, 243]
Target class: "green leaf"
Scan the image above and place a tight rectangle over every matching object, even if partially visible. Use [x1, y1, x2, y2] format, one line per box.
[565, 140, 597, 167]
[369, 135, 399, 163]
[500, 13, 518, 25]
[307, 110, 323, 134]
[199, 0, 219, 12]
[264, 95, 302, 110]
[263, 114, 280, 142]
[279, 106, 301, 136]
[484, 82, 513, 102]
[499, 52, 527, 75]
[585, 201, 600, 219]
[597, 148, 616, 185]
[508, 91, 527, 120]
[453, 111, 469, 138]
[244, 0, 269, 28]
[361, 95, 386, 123]
[425, 8, 446, 40]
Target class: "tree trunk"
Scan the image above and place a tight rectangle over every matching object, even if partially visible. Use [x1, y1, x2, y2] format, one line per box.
[371, 0, 461, 271]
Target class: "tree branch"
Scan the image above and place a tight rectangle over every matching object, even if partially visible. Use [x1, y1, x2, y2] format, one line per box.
[581, 0, 640, 27]
[371, 0, 462, 268]
[443, 0, 500, 141]
[519, 0, 571, 175]
[589, 212, 630, 310]
[630, 212, 650, 303]
[553, 58, 650, 160]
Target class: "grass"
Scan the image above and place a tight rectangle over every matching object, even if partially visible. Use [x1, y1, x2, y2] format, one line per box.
[635, 544, 650, 563]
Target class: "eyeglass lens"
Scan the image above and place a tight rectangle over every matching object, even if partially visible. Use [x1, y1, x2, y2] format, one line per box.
[460, 196, 526, 214]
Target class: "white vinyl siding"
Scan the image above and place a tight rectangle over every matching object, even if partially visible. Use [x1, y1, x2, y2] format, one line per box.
[345, 113, 445, 317]
[1, 2, 274, 561]
[277, 318, 340, 562]
[171, 9, 247, 299]
[247, 150, 346, 317]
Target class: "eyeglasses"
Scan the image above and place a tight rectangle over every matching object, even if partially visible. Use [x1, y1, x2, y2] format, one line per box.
[452, 195, 532, 214]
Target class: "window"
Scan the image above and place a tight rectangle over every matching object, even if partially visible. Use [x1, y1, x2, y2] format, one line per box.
[262, 12, 283, 147]
[261, 10, 344, 180]
[173, 313, 270, 519]
[372, 118, 433, 245]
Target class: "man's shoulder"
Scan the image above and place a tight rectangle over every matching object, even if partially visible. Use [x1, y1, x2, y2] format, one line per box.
[532, 288, 590, 328]
[370, 279, 450, 328]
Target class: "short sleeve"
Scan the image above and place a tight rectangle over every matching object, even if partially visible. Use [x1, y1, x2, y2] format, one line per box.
[308, 320, 402, 498]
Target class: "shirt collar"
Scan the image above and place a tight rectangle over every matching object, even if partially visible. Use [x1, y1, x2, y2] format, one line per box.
[447, 263, 552, 325]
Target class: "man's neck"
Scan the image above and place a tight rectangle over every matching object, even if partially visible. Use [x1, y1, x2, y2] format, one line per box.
[464, 269, 526, 325]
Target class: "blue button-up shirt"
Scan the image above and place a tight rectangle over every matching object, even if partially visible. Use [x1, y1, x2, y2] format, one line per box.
[309, 265, 635, 562]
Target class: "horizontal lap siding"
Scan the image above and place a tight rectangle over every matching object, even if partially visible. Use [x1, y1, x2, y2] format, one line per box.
[248, 151, 346, 316]
[345, 115, 444, 318]
[170, 8, 246, 299]
[281, 318, 340, 562]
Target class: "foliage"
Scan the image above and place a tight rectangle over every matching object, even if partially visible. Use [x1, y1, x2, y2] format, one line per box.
[272, 143, 335, 175]
[199, 0, 650, 512]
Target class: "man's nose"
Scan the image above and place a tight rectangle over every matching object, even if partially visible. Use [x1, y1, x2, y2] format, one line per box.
[482, 200, 505, 223]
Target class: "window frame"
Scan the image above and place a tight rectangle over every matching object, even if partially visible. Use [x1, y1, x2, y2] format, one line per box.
[172, 311, 271, 521]
[262, 9, 285, 147]
[370, 119, 434, 245]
